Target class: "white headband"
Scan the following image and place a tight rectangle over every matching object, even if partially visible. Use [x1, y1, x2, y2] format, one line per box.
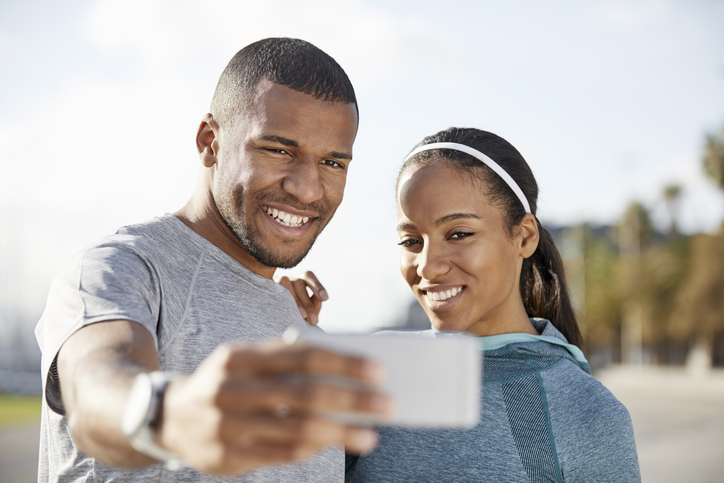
[404, 142, 532, 213]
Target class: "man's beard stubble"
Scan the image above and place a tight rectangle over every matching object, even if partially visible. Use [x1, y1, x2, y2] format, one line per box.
[216, 185, 330, 269]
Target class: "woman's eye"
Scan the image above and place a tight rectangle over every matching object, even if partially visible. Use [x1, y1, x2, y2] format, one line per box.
[450, 231, 473, 240]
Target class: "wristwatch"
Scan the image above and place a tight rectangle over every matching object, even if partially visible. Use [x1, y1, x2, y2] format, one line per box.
[121, 371, 185, 469]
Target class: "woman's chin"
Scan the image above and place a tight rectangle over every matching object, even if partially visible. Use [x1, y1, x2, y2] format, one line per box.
[430, 319, 469, 334]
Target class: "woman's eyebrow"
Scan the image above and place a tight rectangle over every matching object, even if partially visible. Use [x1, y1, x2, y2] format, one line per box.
[397, 221, 416, 232]
[435, 213, 480, 227]
[397, 213, 480, 232]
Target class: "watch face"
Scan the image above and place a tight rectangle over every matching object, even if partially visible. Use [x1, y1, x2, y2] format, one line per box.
[121, 373, 152, 438]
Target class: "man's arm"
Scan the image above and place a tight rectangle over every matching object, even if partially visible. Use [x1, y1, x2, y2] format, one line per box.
[58, 319, 159, 467]
[58, 319, 390, 475]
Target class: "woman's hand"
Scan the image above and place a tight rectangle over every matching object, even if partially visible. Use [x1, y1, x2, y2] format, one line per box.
[274, 271, 328, 325]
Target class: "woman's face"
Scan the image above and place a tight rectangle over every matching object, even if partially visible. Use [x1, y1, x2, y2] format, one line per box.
[396, 163, 535, 336]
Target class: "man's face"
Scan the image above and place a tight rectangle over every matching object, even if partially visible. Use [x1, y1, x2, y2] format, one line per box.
[212, 80, 358, 270]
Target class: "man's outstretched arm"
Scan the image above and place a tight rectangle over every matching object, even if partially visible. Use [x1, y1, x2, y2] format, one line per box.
[57, 319, 391, 475]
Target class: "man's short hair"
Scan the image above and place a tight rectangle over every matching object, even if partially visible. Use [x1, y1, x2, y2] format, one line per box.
[210, 37, 357, 132]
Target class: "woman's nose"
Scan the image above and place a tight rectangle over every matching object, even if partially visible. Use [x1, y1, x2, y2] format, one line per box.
[416, 242, 450, 281]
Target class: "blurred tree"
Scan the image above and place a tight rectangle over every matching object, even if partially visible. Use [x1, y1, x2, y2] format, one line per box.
[669, 226, 724, 367]
[663, 184, 683, 236]
[617, 202, 654, 365]
[578, 225, 622, 362]
[644, 237, 691, 363]
[702, 126, 724, 191]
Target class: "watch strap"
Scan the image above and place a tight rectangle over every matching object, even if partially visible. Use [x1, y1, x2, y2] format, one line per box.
[122, 371, 186, 470]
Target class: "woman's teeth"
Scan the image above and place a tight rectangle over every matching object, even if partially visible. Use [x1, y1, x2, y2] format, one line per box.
[265, 207, 310, 227]
[427, 286, 463, 301]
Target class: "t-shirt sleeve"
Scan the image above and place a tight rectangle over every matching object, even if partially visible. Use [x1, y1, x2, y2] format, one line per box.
[35, 238, 161, 414]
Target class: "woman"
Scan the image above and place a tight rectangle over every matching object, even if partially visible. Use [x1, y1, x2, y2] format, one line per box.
[282, 127, 641, 482]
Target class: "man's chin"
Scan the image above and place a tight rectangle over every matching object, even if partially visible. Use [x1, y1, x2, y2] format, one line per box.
[249, 245, 313, 269]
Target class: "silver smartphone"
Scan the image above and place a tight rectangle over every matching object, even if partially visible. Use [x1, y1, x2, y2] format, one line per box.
[295, 331, 481, 428]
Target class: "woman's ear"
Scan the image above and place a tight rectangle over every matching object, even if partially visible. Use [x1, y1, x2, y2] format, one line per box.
[518, 213, 540, 259]
[197, 113, 219, 168]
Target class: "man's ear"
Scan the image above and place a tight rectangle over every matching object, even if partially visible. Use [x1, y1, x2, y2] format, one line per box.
[197, 113, 219, 168]
[518, 213, 540, 259]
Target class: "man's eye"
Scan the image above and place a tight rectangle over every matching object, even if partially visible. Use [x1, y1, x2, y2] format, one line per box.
[321, 159, 345, 169]
[265, 148, 288, 155]
[398, 239, 420, 248]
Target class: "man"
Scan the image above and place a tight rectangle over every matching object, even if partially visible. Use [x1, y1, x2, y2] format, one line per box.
[35, 37, 391, 482]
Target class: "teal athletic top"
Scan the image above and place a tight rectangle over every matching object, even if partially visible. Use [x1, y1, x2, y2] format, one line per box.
[346, 319, 641, 482]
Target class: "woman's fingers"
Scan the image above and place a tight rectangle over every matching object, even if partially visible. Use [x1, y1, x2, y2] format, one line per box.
[274, 271, 328, 325]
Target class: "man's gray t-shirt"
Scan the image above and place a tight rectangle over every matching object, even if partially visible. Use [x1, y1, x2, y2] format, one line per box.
[35, 214, 342, 482]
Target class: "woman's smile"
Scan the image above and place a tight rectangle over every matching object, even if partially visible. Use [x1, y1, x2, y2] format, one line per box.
[420, 286, 465, 311]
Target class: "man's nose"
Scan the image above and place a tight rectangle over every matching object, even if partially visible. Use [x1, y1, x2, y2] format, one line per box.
[281, 156, 323, 204]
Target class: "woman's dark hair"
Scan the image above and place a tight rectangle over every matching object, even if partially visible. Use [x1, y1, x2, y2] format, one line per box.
[398, 127, 582, 348]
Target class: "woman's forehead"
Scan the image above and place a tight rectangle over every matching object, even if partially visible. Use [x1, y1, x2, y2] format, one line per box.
[399, 163, 483, 199]
[397, 164, 497, 223]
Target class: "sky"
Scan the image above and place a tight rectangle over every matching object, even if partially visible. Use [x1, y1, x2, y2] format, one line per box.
[1, 0, 723, 335]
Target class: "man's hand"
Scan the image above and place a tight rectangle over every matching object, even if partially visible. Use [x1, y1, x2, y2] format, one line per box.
[58, 320, 392, 476]
[275, 271, 327, 325]
[160, 341, 390, 475]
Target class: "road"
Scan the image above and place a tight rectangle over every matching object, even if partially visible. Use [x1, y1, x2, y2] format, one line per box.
[597, 365, 724, 483]
[0, 419, 40, 483]
[1, 366, 723, 482]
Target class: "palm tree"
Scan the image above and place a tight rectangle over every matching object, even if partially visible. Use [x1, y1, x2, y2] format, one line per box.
[663, 184, 683, 236]
[703, 126, 724, 192]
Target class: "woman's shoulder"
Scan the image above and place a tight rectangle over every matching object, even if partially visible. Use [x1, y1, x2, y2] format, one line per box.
[541, 362, 641, 479]
[543, 360, 634, 428]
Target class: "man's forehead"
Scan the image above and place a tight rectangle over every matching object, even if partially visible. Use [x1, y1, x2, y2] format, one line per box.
[243, 84, 356, 140]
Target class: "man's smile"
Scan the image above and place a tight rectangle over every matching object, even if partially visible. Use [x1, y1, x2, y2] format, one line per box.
[264, 205, 312, 227]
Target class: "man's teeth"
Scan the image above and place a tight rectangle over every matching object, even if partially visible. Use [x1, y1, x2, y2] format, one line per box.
[427, 287, 463, 301]
[265, 207, 310, 227]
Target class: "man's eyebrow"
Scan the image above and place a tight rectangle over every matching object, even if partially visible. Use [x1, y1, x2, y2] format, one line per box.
[260, 135, 299, 147]
[329, 151, 353, 161]
[259, 135, 352, 160]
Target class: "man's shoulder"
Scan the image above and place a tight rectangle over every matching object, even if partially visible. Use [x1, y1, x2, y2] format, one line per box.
[96, 214, 203, 260]
[114, 213, 190, 243]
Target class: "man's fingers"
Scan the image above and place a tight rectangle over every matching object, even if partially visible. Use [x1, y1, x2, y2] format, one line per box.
[219, 415, 378, 455]
[191, 440, 323, 476]
[215, 343, 386, 383]
[213, 377, 394, 416]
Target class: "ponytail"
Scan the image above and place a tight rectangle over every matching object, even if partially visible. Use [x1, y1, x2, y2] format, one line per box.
[521, 222, 582, 348]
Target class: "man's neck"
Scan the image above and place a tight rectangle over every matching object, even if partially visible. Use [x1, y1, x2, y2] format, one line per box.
[174, 189, 276, 279]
